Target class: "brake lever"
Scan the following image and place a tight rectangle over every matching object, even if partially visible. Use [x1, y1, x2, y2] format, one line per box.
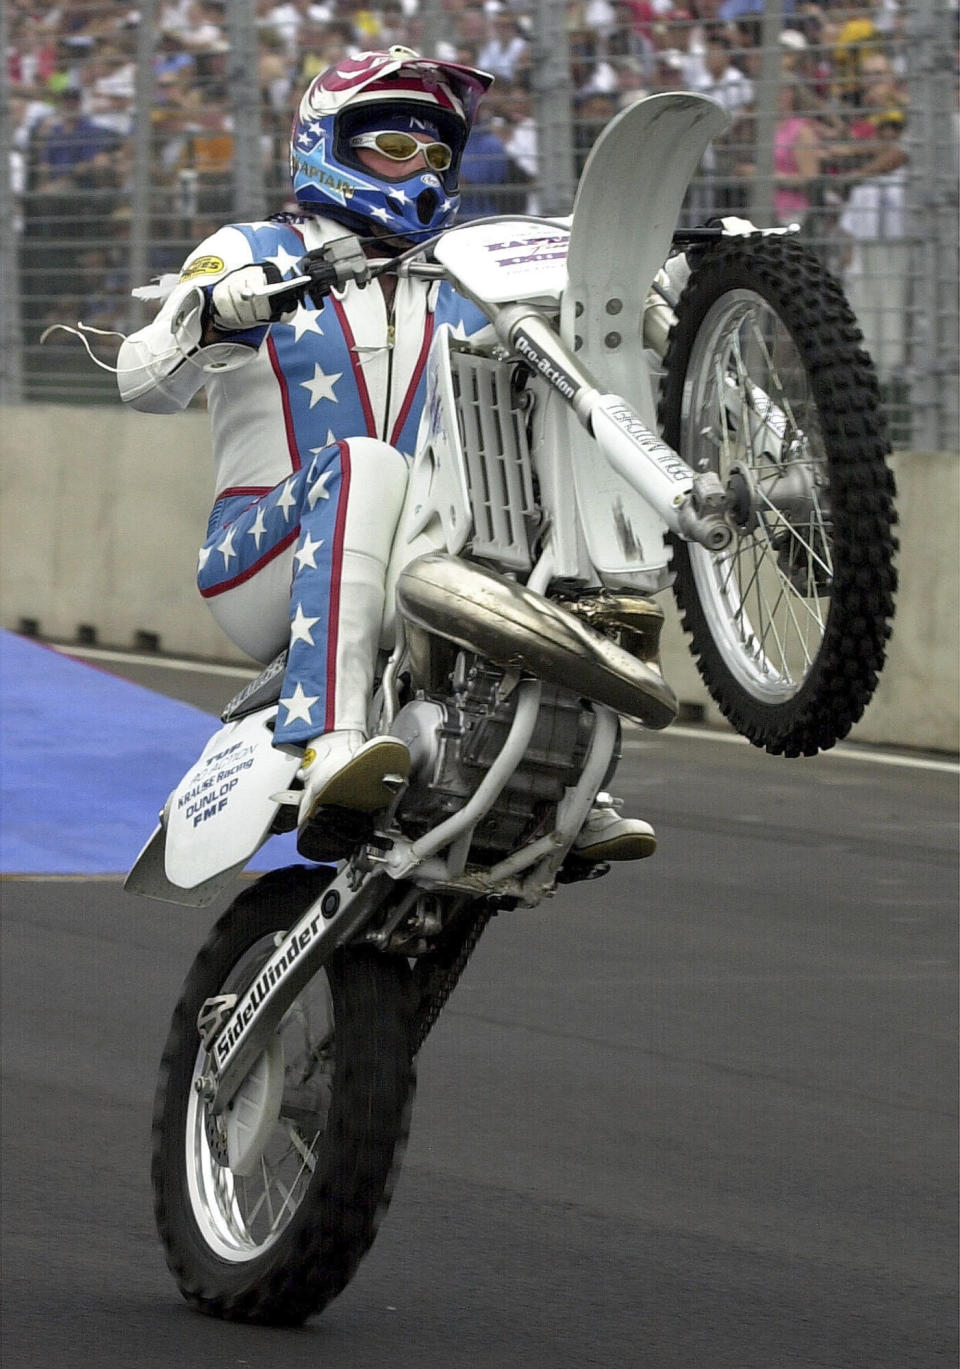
[254, 274, 312, 299]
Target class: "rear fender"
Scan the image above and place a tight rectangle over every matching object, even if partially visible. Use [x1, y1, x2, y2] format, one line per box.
[124, 707, 301, 904]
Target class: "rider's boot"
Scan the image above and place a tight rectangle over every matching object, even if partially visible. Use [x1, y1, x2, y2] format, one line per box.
[295, 730, 410, 861]
[297, 731, 410, 818]
[572, 793, 656, 861]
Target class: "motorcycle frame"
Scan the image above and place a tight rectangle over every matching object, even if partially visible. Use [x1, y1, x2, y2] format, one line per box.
[197, 94, 736, 1109]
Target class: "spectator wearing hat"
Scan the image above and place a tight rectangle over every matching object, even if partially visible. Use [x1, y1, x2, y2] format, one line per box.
[827, 51, 908, 192]
[839, 108, 907, 243]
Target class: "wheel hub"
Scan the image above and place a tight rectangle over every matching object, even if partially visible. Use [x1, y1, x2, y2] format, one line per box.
[725, 463, 759, 532]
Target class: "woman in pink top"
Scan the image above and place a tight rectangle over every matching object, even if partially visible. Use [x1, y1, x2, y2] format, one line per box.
[772, 80, 821, 224]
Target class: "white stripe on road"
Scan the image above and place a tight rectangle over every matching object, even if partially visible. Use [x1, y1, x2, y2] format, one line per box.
[624, 725, 959, 774]
[54, 644, 958, 776]
[53, 643, 258, 680]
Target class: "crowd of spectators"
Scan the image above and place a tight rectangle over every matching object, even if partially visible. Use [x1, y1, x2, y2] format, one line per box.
[5, 0, 935, 391]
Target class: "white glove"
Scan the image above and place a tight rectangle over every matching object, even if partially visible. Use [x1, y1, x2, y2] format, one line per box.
[718, 215, 761, 237]
[207, 263, 298, 331]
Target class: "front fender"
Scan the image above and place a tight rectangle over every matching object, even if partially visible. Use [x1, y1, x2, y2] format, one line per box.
[555, 92, 730, 584]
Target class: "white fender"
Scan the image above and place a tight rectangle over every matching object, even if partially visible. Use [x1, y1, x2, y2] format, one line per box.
[126, 707, 302, 903]
[555, 93, 730, 588]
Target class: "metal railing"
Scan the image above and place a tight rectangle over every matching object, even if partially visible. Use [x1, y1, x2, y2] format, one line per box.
[2, 0, 956, 449]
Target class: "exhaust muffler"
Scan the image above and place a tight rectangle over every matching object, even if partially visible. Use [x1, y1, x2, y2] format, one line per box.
[396, 553, 678, 730]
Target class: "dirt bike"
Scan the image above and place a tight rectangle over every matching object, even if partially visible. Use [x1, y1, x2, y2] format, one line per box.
[127, 94, 897, 1324]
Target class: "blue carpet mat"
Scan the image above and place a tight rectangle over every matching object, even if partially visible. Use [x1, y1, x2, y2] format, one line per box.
[0, 630, 300, 875]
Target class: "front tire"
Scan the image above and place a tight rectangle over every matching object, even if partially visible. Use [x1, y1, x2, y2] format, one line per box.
[659, 234, 897, 756]
[152, 865, 415, 1325]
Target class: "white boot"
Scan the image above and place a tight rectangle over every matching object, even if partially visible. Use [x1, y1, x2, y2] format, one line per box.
[572, 794, 656, 861]
[296, 730, 411, 829]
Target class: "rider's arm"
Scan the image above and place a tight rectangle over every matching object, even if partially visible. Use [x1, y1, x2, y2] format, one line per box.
[117, 226, 270, 414]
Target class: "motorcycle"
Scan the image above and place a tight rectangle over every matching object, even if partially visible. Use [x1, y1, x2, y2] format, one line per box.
[127, 94, 897, 1323]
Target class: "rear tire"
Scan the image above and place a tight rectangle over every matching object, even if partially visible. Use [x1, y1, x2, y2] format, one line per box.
[152, 865, 415, 1325]
[659, 234, 897, 755]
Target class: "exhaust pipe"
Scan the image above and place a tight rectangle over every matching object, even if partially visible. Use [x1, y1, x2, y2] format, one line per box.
[396, 553, 678, 730]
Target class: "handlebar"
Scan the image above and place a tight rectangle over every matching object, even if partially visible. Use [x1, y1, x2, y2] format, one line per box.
[254, 238, 448, 314]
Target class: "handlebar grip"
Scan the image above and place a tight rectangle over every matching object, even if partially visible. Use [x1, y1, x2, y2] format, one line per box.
[295, 250, 343, 309]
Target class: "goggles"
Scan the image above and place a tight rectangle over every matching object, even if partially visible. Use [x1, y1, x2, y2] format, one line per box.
[348, 130, 453, 172]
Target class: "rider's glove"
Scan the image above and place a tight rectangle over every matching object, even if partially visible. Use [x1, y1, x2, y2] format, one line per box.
[206, 263, 300, 332]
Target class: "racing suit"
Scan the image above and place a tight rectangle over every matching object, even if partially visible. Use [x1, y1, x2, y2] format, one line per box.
[117, 212, 486, 750]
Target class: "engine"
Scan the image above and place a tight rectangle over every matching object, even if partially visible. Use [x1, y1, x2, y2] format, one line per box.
[390, 654, 603, 861]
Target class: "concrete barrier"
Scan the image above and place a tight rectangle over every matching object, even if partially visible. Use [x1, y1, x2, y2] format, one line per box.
[2, 404, 957, 753]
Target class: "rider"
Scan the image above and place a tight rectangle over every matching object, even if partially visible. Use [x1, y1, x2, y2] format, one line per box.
[117, 46, 655, 864]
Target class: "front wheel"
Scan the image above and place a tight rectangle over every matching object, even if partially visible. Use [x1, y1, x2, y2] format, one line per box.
[151, 865, 415, 1325]
[659, 234, 897, 756]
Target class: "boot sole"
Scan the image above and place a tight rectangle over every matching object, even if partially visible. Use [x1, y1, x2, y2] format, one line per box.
[308, 738, 411, 814]
[573, 833, 657, 861]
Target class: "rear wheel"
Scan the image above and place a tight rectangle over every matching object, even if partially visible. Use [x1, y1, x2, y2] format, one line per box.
[659, 234, 897, 755]
[152, 865, 415, 1325]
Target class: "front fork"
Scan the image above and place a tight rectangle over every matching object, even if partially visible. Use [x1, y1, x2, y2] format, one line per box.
[196, 865, 391, 1115]
[490, 301, 733, 553]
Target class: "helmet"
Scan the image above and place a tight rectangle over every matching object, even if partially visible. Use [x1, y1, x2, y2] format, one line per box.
[291, 46, 494, 242]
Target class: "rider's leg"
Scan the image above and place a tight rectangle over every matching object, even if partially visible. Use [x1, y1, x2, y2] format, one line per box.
[198, 437, 410, 833]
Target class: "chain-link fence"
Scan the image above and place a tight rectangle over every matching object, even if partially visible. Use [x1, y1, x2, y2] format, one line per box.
[2, 0, 957, 449]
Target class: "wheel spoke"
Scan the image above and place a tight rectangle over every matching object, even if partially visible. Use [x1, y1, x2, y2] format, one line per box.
[264, 1165, 308, 1239]
[285, 1121, 319, 1172]
[243, 1177, 270, 1227]
[730, 330, 761, 471]
[259, 1155, 277, 1227]
[754, 483, 834, 581]
[747, 532, 795, 679]
[713, 355, 735, 468]
[746, 318, 803, 438]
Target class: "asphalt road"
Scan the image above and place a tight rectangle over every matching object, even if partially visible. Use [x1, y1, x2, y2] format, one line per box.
[2, 655, 957, 1369]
